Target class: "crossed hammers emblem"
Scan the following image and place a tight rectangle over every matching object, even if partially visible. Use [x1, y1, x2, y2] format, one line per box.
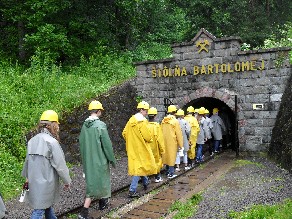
[196, 39, 210, 53]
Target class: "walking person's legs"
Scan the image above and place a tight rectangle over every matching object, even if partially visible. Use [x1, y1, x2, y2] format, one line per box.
[78, 197, 92, 219]
[128, 176, 141, 197]
[175, 152, 181, 171]
[31, 209, 45, 219]
[44, 207, 57, 219]
[196, 144, 203, 162]
[214, 140, 220, 152]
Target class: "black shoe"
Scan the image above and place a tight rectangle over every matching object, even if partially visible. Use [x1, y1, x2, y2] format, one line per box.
[99, 198, 109, 210]
[128, 191, 140, 198]
[78, 213, 93, 219]
[143, 179, 150, 190]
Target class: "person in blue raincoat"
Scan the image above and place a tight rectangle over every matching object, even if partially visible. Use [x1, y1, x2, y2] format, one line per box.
[78, 100, 116, 219]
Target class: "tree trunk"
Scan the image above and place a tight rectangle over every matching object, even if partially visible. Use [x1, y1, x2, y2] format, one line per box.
[18, 21, 26, 61]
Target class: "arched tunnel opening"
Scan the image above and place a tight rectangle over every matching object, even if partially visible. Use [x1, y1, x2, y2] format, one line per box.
[183, 97, 237, 152]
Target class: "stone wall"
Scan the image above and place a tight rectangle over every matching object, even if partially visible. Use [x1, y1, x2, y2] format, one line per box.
[132, 28, 291, 152]
[269, 72, 292, 172]
[58, 81, 137, 162]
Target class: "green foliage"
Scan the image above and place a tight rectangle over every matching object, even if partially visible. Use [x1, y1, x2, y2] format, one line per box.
[257, 22, 292, 64]
[179, 0, 292, 47]
[169, 194, 203, 219]
[125, 41, 172, 62]
[0, 49, 135, 199]
[24, 24, 72, 61]
[228, 199, 292, 219]
[0, 146, 24, 199]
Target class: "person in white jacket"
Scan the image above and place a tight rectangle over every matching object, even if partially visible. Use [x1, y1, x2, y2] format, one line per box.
[196, 107, 207, 163]
[175, 109, 191, 171]
[22, 110, 71, 219]
[203, 109, 214, 156]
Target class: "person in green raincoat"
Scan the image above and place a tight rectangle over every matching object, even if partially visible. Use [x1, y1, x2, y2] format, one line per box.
[78, 100, 116, 219]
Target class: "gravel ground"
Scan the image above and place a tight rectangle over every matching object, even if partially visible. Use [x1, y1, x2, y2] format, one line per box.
[3, 154, 292, 219]
[4, 156, 130, 219]
[191, 155, 292, 219]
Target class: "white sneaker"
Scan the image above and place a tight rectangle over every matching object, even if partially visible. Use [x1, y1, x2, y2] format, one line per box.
[184, 166, 191, 170]
[167, 174, 177, 179]
[175, 168, 181, 172]
[155, 177, 163, 183]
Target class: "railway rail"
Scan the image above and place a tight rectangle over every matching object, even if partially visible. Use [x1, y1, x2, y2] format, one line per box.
[58, 150, 236, 219]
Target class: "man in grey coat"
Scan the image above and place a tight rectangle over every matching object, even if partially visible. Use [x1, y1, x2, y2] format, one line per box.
[210, 108, 226, 153]
[22, 110, 71, 219]
[196, 107, 207, 163]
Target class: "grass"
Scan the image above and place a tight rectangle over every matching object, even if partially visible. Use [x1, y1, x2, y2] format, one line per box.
[235, 159, 264, 168]
[169, 193, 203, 219]
[228, 198, 292, 219]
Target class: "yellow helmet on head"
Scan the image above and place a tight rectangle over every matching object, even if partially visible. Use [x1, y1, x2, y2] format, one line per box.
[204, 109, 210, 114]
[213, 108, 219, 114]
[198, 107, 206, 115]
[187, 106, 195, 113]
[137, 101, 150, 110]
[148, 107, 157, 115]
[40, 110, 59, 124]
[176, 109, 185, 116]
[167, 105, 177, 113]
[88, 100, 104, 110]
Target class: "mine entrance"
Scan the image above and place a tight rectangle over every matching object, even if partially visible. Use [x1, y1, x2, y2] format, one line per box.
[183, 97, 237, 152]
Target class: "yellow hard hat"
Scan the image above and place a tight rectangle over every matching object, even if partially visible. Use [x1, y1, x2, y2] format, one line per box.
[40, 110, 59, 124]
[198, 107, 206, 115]
[213, 108, 219, 114]
[187, 106, 195, 113]
[88, 100, 104, 110]
[176, 109, 185, 116]
[204, 109, 210, 114]
[167, 105, 177, 113]
[194, 108, 199, 113]
[137, 101, 150, 110]
[148, 107, 157, 115]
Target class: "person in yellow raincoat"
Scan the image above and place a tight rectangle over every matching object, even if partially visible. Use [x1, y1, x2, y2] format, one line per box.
[184, 106, 200, 167]
[161, 105, 183, 178]
[122, 101, 157, 198]
[147, 107, 165, 183]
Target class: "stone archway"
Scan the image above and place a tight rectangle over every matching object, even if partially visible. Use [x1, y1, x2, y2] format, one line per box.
[172, 87, 240, 112]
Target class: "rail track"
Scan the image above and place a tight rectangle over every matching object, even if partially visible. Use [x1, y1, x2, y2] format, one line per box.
[58, 149, 236, 219]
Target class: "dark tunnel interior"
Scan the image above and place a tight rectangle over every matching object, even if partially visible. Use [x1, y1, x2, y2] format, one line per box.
[183, 97, 237, 151]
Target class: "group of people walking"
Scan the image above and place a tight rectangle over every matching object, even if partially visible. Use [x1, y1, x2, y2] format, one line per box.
[0, 99, 227, 219]
[123, 101, 227, 198]
[17, 100, 116, 219]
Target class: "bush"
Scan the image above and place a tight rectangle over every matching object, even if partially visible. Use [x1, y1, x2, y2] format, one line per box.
[0, 50, 135, 199]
